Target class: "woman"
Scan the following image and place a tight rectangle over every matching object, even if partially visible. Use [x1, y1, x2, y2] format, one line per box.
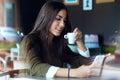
[20, 1, 98, 78]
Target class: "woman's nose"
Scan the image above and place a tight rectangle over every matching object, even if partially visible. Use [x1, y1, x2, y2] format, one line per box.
[60, 20, 65, 27]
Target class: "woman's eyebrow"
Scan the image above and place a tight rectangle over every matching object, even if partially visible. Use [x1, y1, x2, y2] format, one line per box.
[57, 15, 67, 20]
[56, 15, 62, 18]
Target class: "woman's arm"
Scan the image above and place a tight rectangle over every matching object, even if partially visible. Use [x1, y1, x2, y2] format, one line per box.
[55, 64, 98, 78]
[76, 40, 87, 52]
[20, 36, 51, 77]
[73, 28, 90, 57]
[73, 28, 86, 52]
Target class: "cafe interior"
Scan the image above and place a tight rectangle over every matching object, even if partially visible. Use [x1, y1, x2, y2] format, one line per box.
[0, 0, 120, 80]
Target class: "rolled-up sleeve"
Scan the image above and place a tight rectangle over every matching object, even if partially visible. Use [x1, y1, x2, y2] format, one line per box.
[77, 47, 90, 58]
[46, 66, 59, 78]
[68, 45, 90, 58]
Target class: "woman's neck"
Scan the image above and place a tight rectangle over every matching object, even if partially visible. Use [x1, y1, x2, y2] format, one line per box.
[48, 33, 54, 42]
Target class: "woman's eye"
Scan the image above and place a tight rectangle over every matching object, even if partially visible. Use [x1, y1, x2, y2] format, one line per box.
[55, 17, 61, 21]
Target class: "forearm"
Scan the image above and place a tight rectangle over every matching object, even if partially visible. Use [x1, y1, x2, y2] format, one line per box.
[76, 40, 90, 57]
[76, 40, 87, 52]
[55, 68, 77, 78]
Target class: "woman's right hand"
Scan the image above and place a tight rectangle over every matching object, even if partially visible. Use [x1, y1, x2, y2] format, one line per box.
[55, 63, 100, 78]
[70, 64, 100, 78]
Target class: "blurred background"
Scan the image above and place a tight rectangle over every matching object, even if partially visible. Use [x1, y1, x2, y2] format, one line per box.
[0, 0, 120, 55]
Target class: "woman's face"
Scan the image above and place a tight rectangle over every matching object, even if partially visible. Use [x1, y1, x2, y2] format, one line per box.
[49, 9, 67, 37]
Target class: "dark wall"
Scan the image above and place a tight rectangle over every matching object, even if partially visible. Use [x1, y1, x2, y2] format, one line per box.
[18, 0, 120, 45]
[67, 0, 120, 45]
[18, 0, 46, 35]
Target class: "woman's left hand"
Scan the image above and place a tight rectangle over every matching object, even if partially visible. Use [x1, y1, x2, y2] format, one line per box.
[73, 27, 87, 52]
[73, 27, 82, 42]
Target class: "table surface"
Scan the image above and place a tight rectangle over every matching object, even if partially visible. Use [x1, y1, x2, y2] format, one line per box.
[1, 55, 120, 80]
[100, 55, 120, 80]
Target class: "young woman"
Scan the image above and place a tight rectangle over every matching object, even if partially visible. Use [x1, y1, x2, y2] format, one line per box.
[20, 1, 98, 78]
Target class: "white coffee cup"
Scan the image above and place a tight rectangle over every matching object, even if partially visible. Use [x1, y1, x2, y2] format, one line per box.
[64, 32, 75, 44]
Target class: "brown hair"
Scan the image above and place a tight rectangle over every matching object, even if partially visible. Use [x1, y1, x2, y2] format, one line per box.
[28, 1, 72, 64]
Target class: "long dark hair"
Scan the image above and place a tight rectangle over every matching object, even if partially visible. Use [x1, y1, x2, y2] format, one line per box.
[29, 1, 72, 64]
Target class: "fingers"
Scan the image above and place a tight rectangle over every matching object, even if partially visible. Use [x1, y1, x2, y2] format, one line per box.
[73, 28, 82, 41]
[88, 64, 102, 77]
[73, 28, 81, 33]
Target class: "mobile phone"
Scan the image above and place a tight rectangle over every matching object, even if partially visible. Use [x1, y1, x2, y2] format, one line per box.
[92, 55, 105, 64]
[92, 53, 111, 64]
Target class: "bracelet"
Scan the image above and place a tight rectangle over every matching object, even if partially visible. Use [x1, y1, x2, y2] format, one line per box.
[68, 68, 70, 78]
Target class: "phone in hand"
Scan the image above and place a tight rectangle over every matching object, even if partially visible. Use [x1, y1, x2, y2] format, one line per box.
[92, 53, 111, 76]
[92, 53, 111, 65]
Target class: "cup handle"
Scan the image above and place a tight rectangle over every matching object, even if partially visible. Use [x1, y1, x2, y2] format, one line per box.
[64, 34, 68, 39]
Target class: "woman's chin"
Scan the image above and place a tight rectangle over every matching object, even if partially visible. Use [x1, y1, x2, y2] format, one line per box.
[54, 33, 61, 36]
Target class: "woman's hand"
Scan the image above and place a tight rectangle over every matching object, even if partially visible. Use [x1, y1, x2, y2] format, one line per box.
[73, 27, 87, 52]
[55, 63, 100, 78]
[70, 64, 100, 78]
[73, 27, 82, 42]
